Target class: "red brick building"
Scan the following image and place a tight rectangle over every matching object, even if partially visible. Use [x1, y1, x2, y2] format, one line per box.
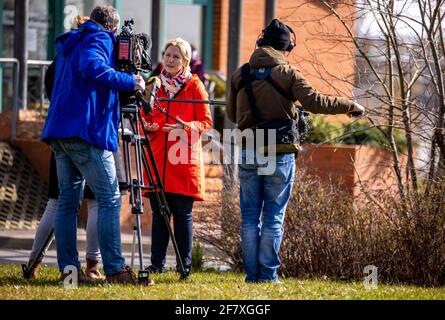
[212, 0, 356, 100]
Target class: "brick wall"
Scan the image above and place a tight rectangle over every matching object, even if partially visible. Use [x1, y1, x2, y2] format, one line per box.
[298, 144, 405, 198]
[211, 0, 229, 75]
[213, 0, 356, 98]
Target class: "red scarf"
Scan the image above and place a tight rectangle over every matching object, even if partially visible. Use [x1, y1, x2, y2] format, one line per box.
[160, 66, 192, 98]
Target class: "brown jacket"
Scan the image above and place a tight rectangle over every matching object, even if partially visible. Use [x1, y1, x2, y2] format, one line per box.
[227, 46, 355, 130]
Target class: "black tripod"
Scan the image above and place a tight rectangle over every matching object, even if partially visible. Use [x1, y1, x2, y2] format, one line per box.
[22, 230, 54, 279]
[119, 92, 187, 282]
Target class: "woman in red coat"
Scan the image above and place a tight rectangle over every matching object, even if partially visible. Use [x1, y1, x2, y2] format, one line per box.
[142, 38, 212, 278]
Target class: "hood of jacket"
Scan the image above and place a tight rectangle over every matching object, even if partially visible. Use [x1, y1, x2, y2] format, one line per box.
[55, 20, 116, 57]
[249, 46, 289, 69]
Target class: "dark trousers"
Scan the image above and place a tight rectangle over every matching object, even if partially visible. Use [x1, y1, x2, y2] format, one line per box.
[149, 192, 194, 269]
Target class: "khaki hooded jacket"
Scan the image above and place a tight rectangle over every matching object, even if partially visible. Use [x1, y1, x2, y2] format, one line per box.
[227, 46, 355, 131]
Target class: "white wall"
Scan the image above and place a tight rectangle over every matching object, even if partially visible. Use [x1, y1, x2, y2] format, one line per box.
[120, 0, 152, 36]
[165, 4, 202, 54]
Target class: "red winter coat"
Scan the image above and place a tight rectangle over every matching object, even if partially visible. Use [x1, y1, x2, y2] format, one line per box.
[141, 75, 212, 201]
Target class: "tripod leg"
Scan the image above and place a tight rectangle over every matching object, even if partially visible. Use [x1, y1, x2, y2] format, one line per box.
[135, 214, 144, 270]
[22, 228, 54, 279]
[130, 226, 136, 270]
[137, 112, 187, 278]
[120, 107, 154, 285]
[147, 186, 187, 277]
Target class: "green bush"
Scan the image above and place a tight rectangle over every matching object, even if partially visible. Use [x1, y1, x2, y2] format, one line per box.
[207, 74, 226, 99]
[304, 115, 342, 144]
[305, 116, 407, 152]
[191, 241, 204, 272]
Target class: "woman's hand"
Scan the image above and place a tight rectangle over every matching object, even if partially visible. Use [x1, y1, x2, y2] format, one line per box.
[162, 123, 184, 132]
[142, 119, 160, 132]
[162, 117, 190, 132]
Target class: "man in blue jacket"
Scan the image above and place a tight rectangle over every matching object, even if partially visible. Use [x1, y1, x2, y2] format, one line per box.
[41, 5, 146, 285]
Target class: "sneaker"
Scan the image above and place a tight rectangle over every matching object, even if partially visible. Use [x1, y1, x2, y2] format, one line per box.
[145, 265, 166, 274]
[106, 265, 153, 285]
[258, 279, 283, 285]
[85, 259, 105, 282]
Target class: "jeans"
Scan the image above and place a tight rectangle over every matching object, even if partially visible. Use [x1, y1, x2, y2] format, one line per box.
[29, 199, 101, 263]
[239, 149, 295, 282]
[85, 199, 101, 262]
[149, 193, 194, 270]
[50, 138, 125, 275]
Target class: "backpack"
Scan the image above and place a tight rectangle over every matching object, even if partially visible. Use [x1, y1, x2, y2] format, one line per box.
[239, 63, 311, 145]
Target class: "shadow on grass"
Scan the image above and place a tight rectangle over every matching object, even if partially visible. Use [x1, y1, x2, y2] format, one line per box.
[0, 275, 61, 287]
[0, 265, 244, 289]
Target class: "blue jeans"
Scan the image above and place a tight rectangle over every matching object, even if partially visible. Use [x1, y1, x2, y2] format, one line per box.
[149, 193, 194, 270]
[239, 149, 295, 282]
[50, 138, 125, 275]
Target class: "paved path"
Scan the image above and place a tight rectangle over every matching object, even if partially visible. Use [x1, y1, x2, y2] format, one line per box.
[0, 248, 178, 269]
[0, 228, 229, 271]
[0, 228, 175, 269]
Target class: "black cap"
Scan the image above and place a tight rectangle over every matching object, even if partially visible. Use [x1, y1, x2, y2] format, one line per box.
[258, 19, 294, 51]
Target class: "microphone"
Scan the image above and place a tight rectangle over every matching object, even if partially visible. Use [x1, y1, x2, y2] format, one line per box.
[148, 76, 161, 108]
[138, 76, 160, 114]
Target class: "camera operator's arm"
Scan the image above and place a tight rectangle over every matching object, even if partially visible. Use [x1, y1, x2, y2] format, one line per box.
[79, 33, 136, 92]
[287, 66, 356, 115]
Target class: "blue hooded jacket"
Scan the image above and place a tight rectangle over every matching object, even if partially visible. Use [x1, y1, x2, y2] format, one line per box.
[41, 20, 135, 152]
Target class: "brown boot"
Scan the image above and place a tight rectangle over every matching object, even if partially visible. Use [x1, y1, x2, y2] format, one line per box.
[105, 265, 154, 286]
[60, 268, 88, 285]
[23, 259, 42, 280]
[85, 259, 105, 281]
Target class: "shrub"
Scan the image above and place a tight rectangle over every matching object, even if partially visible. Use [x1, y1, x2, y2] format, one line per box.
[195, 183, 243, 273]
[197, 171, 445, 286]
[207, 73, 226, 99]
[191, 241, 204, 272]
[305, 116, 407, 152]
[304, 115, 342, 144]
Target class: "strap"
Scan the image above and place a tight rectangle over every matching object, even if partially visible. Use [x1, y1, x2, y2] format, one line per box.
[237, 65, 297, 103]
[238, 64, 297, 120]
[240, 63, 261, 124]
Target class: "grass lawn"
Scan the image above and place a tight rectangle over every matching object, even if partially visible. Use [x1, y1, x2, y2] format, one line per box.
[1, 264, 445, 300]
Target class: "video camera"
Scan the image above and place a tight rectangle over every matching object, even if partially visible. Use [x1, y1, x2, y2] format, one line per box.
[116, 19, 152, 74]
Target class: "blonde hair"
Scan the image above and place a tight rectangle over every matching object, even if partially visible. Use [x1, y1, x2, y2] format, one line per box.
[76, 16, 89, 27]
[163, 38, 192, 69]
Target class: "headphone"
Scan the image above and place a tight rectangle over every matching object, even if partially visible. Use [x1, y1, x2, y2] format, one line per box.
[256, 23, 296, 52]
[287, 25, 296, 52]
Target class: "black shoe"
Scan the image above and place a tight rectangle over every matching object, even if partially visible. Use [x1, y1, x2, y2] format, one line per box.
[145, 265, 165, 274]
[177, 266, 191, 280]
[179, 271, 191, 280]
